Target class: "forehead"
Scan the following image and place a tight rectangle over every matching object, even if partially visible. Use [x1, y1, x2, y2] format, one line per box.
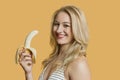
[55, 11, 71, 23]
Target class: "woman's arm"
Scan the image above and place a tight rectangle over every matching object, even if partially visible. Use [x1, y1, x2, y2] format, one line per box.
[25, 72, 33, 80]
[68, 56, 91, 80]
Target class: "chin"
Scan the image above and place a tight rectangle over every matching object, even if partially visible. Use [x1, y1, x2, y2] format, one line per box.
[58, 43, 65, 45]
[57, 41, 66, 45]
[57, 41, 70, 45]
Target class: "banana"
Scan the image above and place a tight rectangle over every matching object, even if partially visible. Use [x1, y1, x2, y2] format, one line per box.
[16, 30, 39, 64]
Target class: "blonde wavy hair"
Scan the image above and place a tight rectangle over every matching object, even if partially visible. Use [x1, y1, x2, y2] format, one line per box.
[42, 5, 89, 68]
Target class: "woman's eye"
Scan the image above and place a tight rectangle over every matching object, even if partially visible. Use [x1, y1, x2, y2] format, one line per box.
[53, 23, 59, 26]
[64, 24, 70, 27]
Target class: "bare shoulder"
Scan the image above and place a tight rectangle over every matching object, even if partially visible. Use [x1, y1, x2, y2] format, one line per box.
[69, 56, 89, 67]
[68, 56, 91, 80]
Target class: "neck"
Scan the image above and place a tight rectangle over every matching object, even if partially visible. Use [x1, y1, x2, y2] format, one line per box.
[58, 43, 72, 56]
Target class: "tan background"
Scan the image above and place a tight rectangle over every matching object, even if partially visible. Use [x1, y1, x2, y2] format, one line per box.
[0, 0, 120, 80]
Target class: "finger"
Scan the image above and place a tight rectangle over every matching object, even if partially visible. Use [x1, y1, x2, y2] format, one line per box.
[20, 48, 32, 57]
[19, 56, 32, 64]
[18, 48, 33, 64]
[19, 51, 32, 63]
[17, 47, 25, 57]
[24, 57, 32, 61]
[22, 52, 32, 57]
[20, 59, 33, 66]
[19, 53, 32, 62]
[26, 61, 32, 66]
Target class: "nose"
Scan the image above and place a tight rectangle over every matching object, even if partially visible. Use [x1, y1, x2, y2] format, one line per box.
[56, 24, 64, 33]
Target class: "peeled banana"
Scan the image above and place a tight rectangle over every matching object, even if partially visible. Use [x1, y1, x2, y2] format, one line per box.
[16, 30, 39, 64]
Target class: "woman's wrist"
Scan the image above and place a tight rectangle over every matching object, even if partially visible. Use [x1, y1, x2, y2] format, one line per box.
[25, 71, 33, 80]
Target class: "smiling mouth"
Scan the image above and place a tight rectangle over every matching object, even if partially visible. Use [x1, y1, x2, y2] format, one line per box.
[57, 34, 66, 39]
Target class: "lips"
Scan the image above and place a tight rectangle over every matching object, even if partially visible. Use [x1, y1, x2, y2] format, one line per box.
[56, 34, 65, 39]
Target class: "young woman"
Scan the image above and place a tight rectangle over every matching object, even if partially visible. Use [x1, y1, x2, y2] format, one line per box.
[18, 5, 91, 80]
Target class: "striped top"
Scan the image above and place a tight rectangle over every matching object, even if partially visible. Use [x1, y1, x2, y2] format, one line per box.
[39, 67, 65, 80]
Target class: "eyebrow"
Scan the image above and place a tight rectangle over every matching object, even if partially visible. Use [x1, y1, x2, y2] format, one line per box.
[63, 22, 70, 24]
[54, 21, 71, 24]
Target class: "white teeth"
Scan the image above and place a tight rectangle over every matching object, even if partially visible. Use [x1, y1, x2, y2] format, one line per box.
[58, 33, 64, 35]
[16, 30, 39, 64]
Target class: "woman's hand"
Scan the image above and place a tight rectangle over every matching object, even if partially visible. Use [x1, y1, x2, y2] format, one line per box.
[18, 47, 33, 74]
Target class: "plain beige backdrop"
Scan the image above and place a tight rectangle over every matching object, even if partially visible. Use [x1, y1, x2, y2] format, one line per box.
[0, 0, 120, 80]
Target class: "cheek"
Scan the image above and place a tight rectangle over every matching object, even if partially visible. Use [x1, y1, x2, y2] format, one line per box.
[53, 26, 57, 32]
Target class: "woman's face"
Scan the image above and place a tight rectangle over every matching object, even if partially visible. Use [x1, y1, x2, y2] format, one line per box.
[53, 11, 73, 45]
